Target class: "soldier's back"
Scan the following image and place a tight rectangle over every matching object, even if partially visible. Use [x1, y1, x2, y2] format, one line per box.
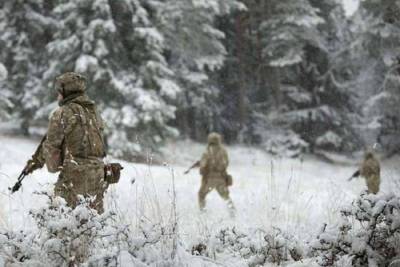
[361, 157, 380, 178]
[62, 97, 105, 161]
[56, 96, 106, 212]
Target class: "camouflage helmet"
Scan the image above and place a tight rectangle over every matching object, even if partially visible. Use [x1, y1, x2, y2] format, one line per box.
[208, 132, 222, 146]
[55, 72, 86, 97]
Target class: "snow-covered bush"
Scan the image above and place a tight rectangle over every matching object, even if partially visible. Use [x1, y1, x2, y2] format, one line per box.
[252, 111, 309, 157]
[192, 227, 304, 266]
[310, 193, 400, 267]
[316, 131, 343, 151]
[0, 193, 125, 266]
[0, 191, 192, 266]
[0, 63, 6, 80]
[263, 130, 309, 158]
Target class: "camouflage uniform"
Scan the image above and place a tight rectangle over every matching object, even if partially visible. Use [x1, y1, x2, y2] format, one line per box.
[360, 151, 381, 194]
[198, 133, 234, 212]
[37, 72, 107, 213]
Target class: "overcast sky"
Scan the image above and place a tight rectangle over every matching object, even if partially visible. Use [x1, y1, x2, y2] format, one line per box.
[342, 0, 360, 16]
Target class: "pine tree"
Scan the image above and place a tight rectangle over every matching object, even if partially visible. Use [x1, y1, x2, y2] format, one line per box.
[45, 0, 180, 159]
[148, 0, 244, 141]
[0, 62, 11, 120]
[254, 0, 363, 154]
[260, 0, 323, 67]
[0, 0, 54, 133]
[215, 0, 329, 150]
[292, 0, 363, 152]
[354, 0, 400, 155]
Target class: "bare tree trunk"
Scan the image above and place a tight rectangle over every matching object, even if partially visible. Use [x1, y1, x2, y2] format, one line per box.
[108, 0, 136, 55]
[263, 1, 282, 110]
[235, 13, 247, 128]
[175, 108, 189, 138]
[266, 66, 282, 109]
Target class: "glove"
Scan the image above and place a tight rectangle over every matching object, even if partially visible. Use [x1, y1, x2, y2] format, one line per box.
[24, 159, 41, 174]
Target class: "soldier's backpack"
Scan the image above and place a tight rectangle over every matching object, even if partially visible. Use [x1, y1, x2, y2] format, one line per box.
[62, 100, 106, 159]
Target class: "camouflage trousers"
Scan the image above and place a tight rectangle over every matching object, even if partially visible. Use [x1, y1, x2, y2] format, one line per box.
[365, 175, 380, 194]
[198, 175, 234, 211]
[54, 160, 107, 214]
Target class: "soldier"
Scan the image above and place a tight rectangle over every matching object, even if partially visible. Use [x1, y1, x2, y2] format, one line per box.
[198, 133, 235, 214]
[349, 151, 381, 194]
[35, 72, 107, 213]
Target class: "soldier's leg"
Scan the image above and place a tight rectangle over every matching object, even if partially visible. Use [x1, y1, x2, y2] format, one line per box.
[54, 175, 79, 209]
[77, 166, 106, 214]
[89, 168, 107, 214]
[216, 184, 235, 212]
[53, 178, 87, 264]
[198, 178, 211, 210]
[67, 166, 105, 263]
[367, 176, 380, 194]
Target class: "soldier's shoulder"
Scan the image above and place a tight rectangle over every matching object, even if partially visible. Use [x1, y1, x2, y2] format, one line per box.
[49, 105, 75, 122]
[60, 103, 77, 116]
[49, 107, 64, 121]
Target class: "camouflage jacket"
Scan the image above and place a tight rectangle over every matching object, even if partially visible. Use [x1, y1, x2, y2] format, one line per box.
[360, 156, 380, 179]
[200, 145, 229, 176]
[38, 93, 105, 173]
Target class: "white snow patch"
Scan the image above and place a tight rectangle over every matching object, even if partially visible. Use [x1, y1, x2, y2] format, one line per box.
[0, 135, 398, 264]
[0, 63, 7, 80]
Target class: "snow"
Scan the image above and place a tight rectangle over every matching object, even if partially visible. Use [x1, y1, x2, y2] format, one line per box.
[0, 135, 399, 265]
[75, 54, 99, 73]
[316, 131, 343, 149]
[342, 0, 359, 16]
[0, 63, 7, 80]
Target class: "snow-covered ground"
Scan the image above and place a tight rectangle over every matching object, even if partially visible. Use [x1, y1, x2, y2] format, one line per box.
[0, 135, 399, 266]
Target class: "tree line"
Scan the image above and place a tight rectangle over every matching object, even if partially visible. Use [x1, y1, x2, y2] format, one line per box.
[0, 0, 399, 159]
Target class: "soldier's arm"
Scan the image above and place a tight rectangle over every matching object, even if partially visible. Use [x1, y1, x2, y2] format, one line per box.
[94, 106, 108, 154]
[43, 108, 66, 173]
[34, 144, 45, 167]
[26, 134, 47, 173]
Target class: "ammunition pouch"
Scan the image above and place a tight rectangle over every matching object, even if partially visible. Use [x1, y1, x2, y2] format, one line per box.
[104, 163, 123, 184]
[25, 159, 43, 174]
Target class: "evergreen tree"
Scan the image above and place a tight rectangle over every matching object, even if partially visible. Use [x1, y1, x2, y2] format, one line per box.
[45, 0, 180, 159]
[149, 0, 244, 141]
[260, 0, 323, 67]
[0, 0, 54, 133]
[354, 0, 400, 155]
[292, 0, 362, 152]
[0, 62, 11, 120]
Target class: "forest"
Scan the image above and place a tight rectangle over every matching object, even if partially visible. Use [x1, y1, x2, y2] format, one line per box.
[1, 1, 400, 267]
[0, 0, 399, 160]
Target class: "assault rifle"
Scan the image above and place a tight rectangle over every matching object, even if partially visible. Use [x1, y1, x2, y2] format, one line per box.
[183, 160, 200, 175]
[9, 135, 46, 193]
[347, 170, 360, 181]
